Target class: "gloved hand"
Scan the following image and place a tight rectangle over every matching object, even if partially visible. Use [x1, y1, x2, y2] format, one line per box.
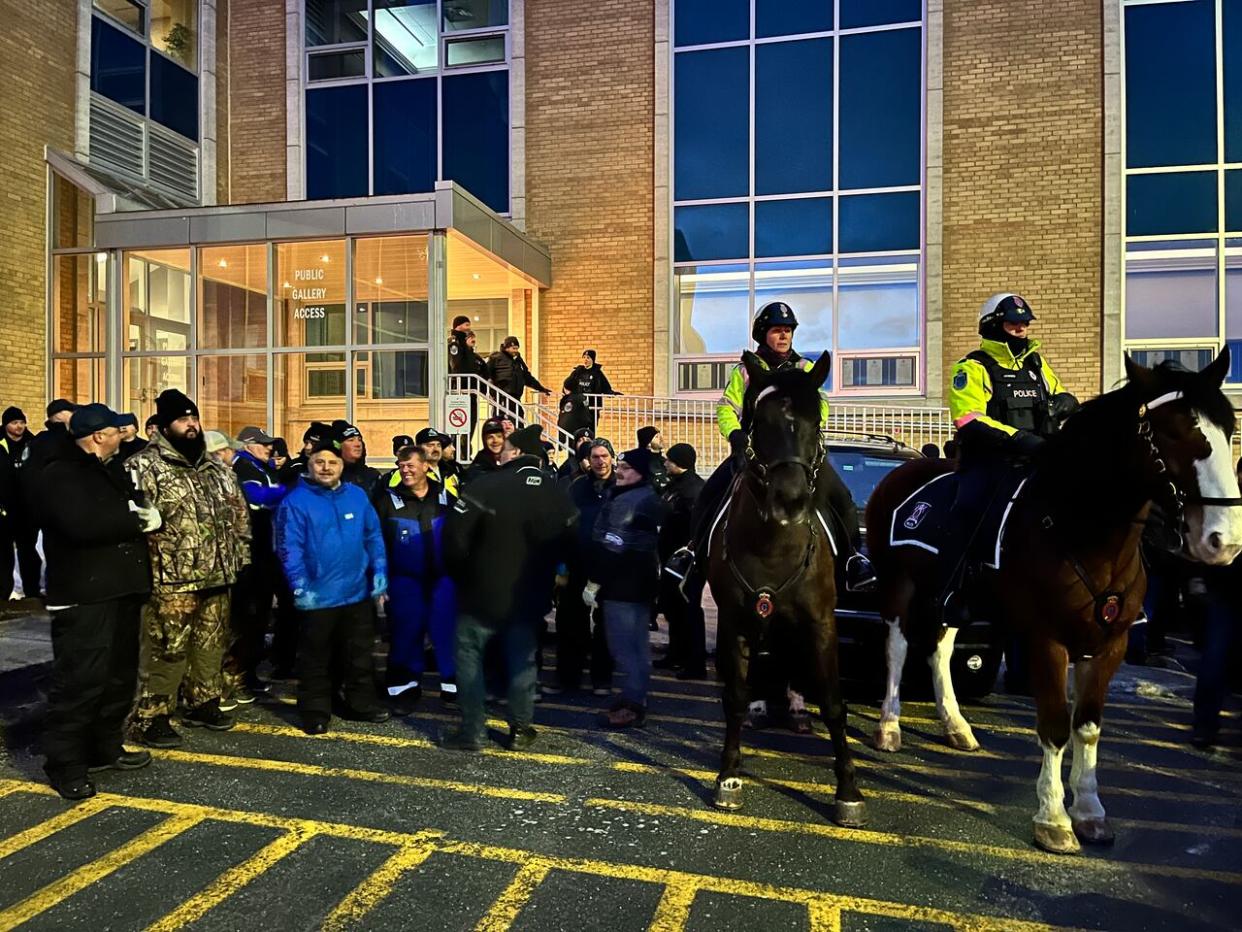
[1008, 430, 1045, 457]
[1051, 391, 1080, 422]
[582, 581, 601, 609]
[293, 588, 319, 612]
[729, 429, 748, 463]
[128, 499, 162, 532]
[370, 572, 388, 600]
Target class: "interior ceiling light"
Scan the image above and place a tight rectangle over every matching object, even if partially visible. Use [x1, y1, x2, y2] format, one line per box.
[374, 277, 383, 284]
[320, 254, 331, 263]
[283, 281, 291, 289]
[472, 273, 481, 280]
[217, 259, 228, 268]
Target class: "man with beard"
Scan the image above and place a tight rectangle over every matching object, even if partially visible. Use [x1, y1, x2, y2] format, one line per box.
[127, 390, 251, 748]
[2, 405, 41, 599]
[333, 420, 381, 496]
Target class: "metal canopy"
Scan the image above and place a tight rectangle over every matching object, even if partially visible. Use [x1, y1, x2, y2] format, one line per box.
[90, 180, 551, 287]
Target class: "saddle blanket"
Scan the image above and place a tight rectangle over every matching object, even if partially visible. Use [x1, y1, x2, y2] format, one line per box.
[889, 471, 1028, 570]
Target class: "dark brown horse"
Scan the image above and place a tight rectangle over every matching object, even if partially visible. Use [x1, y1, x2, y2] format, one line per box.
[865, 351, 1242, 853]
[707, 351, 865, 827]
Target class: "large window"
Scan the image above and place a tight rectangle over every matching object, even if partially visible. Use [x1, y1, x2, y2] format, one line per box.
[1123, 0, 1242, 381]
[672, 2, 924, 394]
[303, 0, 511, 212]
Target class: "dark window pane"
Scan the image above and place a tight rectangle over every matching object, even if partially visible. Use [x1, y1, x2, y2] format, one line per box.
[840, 0, 921, 29]
[1225, 0, 1242, 162]
[374, 78, 437, 195]
[442, 70, 509, 212]
[756, 0, 831, 38]
[1228, 170, 1242, 232]
[149, 53, 199, 141]
[375, 0, 438, 76]
[675, 48, 749, 200]
[839, 28, 921, 189]
[306, 85, 369, 199]
[90, 16, 146, 114]
[442, 0, 507, 32]
[755, 39, 832, 195]
[839, 192, 920, 253]
[446, 35, 505, 67]
[308, 49, 366, 80]
[1126, 172, 1217, 235]
[674, 0, 748, 47]
[674, 203, 749, 262]
[754, 198, 832, 258]
[1126, 0, 1216, 168]
[306, 0, 367, 46]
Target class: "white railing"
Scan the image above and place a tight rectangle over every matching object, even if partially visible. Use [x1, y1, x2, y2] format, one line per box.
[445, 374, 576, 459]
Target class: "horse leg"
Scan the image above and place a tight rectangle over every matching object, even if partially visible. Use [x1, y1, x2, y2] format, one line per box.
[713, 633, 750, 811]
[1029, 639, 1078, 855]
[930, 625, 980, 751]
[872, 616, 908, 752]
[1068, 638, 1125, 846]
[811, 624, 866, 827]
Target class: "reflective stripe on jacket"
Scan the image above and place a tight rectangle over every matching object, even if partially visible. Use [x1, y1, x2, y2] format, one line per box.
[716, 352, 831, 439]
[948, 338, 1067, 442]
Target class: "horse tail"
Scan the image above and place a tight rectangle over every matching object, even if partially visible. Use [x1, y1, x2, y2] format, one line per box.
[865, 458, 955, 575]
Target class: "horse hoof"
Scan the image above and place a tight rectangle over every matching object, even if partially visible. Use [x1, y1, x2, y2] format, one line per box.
[1033, 822, 1081, 855]
[1072, 817, 1115, 846]
[945, 729, 980, 752]
[713, 777, 744, 811]
[833, 799, 868, 828]
[872, 724, 902, 753]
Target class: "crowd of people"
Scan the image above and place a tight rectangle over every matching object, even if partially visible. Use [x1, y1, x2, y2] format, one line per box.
[18, 381, 705, 799]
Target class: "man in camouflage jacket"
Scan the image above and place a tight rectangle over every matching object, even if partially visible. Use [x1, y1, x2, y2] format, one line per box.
[127, 389, 251, 748]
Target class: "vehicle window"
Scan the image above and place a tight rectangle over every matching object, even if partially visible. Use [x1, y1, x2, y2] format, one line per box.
[828, 449, 907, 508]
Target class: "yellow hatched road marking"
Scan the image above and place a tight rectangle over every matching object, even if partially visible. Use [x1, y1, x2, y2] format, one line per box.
[474, 860, 551, 932]
[0, 795, 111, 861]
[321, 843, 435, 932]
[648, 881, 698, 932]
[144, 827, 318, 932]
[0, 812, 202, 931]
[807, 900, 843, 932]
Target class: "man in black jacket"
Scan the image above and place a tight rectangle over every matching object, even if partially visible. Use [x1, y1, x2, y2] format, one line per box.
[441, 425, 577, 750]
[656, 443, 706, 678]
[486, 336, 550, 422]
[39, 403, 161, 800]
[334, 420, 381, 495]
[2, 406, 42, 600]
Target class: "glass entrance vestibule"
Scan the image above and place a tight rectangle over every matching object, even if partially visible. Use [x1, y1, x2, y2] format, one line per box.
[49, 184, 550, 453]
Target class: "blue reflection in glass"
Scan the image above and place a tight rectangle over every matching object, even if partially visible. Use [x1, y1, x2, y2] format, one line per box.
[756, 40, 832, 196]
[150, 54, 199, 141]
[839, 28, 921, 189]
[1126, 0, 1216, 168]
[674, 0, 749, 47]
[90, 17, 146, 114]
[754, 260, 833, 354]
[306, 85, 369, 199]
[840, 0, 921, 29]
[675, 48, 749, 200]
[1225, 0, 1242, 162]
[374, 78, 437, 196]
[674, 203, 749, 262]
[839, 192, 920, 253]
[754, 198, 832, 258]
[756, 0, 831, 38]
[838, 257, 920, 350]
[442, 71, 510, 212]
[676, 264, 750, 354]
[1228, 170, 1242, 232]
[1126, 172, 1217, 236]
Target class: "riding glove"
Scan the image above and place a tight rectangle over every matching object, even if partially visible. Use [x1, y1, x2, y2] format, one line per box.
[728, 429, 748, 462]
[1008, 430, 1045, 457]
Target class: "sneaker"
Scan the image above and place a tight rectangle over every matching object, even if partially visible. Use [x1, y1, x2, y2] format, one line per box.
[389, 687, 421, 717]
[87, 750, 152, 773]
[50, 775, 96, 801]
[182, 702, 236, 732]
[136, 715, 183, 749]
[439, 681, 458, 705]
[509, 726, 538, 751]
[218, 694, 239, 712]
[243, 676, 271, 695]
[844, 553, 877, 593]
[232, 685, 258, 705]
[440, 729, 484, 752]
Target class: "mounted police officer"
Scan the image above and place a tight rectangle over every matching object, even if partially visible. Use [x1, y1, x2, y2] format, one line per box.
[686, 301, 875, 592]
[937, 292, 1078, 624]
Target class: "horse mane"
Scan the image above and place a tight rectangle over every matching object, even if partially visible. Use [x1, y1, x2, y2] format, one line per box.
[744, 363, 824, 425]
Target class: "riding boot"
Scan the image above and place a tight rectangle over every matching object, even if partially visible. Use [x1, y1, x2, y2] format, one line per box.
[681, 457, 739, 594]
[817, 464, 876, 592]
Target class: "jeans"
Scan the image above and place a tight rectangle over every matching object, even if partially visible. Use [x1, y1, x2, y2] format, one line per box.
[298, 600, 382, 720]
[455, 613, 538, 741]
[603, 600, 652, 707]
[1193, 569, 1239, 737]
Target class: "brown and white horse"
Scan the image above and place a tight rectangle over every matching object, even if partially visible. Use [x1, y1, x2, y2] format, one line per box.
[864, 351, 1242, 853]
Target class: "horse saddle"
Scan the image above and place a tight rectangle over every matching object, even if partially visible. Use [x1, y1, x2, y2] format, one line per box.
[889, 470, 1029, 570]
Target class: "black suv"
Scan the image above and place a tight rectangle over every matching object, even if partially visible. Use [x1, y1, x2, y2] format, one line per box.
[827, 435, 1002, 700]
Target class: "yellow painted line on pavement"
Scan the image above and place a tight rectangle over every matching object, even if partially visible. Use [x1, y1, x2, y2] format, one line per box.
[648, 881, 698, 932]
[322, 843, 435, 932]
[0, 812, 202, 931]
[150, 748, 567, 805]
[474, 860, 551, 932]
[0, 794, 111, 861]
[807, 900, 843, 932]
[583, 797, 1242, 886]
[144, 827, 317, 932]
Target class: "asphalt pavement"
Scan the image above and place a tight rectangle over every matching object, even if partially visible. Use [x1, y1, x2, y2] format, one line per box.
[0, 607, 1240, 931]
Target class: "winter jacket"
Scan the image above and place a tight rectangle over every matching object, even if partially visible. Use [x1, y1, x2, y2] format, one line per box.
[556, 394, 595, 438]
[717, 350, 829, 439]
[463, 448, 503, 487]
[343, 458, 382, 497]
[443, 455, 577, 626]
[372, 479, 454, 579]
[563, 364, 618, 397]
[117, 437, 148, 462]
[21, 424, 74, 522]
[448, 330, 487, 377]
[590, 482, 668, 603]
[568, 472, 615, 556]
[658, 469, 704, 561]
[127, 433, 251, 594]
[275, 478, 387, 610]
[39, 443, 151, 605]
[233, 449, 288, 561]
[486, 350, 550, 398]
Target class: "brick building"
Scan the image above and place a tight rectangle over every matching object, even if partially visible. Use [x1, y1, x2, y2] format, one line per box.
[0, 1, 1229, 444]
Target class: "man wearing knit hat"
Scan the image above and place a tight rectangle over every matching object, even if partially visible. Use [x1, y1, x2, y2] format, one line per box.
[1, 405, 41, 600]
[127, 389, 252, 748]
[485, 336, 551, 423]
[116, 413, 147, 461]
[463, 418, 506, 486]
[657, 443, 706, 678]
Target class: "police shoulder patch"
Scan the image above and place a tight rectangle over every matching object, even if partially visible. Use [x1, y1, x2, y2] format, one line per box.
[952, 369, 968, 391]
[449, 344, 458, 355]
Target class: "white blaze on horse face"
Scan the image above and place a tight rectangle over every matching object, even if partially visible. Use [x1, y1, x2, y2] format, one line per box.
[1067, 721, 1106, 823]
[1185, 414, 1242, 565]
[1034, 741, 1072, 830]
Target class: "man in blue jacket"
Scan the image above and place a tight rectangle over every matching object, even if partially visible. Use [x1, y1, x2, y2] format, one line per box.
[275, 428, 389, 734]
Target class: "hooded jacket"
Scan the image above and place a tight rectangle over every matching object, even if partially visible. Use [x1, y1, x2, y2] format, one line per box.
[275, 478, 387, 610]
[590, 481, 668, 603]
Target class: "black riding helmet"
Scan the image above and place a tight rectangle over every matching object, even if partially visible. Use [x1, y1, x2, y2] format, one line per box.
[978, 292, 1036, 340]
[751, 301, 799, 344]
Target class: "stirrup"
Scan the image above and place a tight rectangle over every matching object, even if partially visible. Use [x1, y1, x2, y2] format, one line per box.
[844, 554, 877, 593]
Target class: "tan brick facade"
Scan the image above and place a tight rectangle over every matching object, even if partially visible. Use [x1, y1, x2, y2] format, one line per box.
[221, 0, 286, 204]
[525, 0, 656, 396]
[940, 0, 1103, 398]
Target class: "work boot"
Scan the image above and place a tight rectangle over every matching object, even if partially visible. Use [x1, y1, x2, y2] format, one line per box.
[388, 685, 422, 716]
[440, 729, 484, 752]
[301, 716, 329, 736]
[844, 553, 877, 592]
[88, 750, 152, 773]
[509, 726, 538, 750]
[439, 680, 458, 705]
[50, 775, 96, 801]
[136, 715, 183, 749]
[182, 701, 236, 731]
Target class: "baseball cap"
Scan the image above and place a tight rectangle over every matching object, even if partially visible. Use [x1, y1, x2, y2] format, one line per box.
[236, 426, 275, 445]
[392, 434, 415, 455]
[68, 403, 124, 439]
[204, 430, 240, 453]
[47, 399, 79, 419]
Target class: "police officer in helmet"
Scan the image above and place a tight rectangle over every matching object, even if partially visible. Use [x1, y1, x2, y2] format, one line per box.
[937, 291, 1078, 623]
[685, 301, 875, 592]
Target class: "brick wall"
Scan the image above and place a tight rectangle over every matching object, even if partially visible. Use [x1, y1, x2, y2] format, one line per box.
[941, 0, 1103, 398]
[525, 0, 656, 396]
[224, 0, 286, 204]
[0, 0, 78, 415]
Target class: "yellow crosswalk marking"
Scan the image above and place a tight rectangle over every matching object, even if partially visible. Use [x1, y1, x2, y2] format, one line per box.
[322, 843, 436, 931]
[0, 812, 201, 931]
[647, 881, 698, 932]
[0, 796, 111, 861]
[474, 860, 551, 932]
